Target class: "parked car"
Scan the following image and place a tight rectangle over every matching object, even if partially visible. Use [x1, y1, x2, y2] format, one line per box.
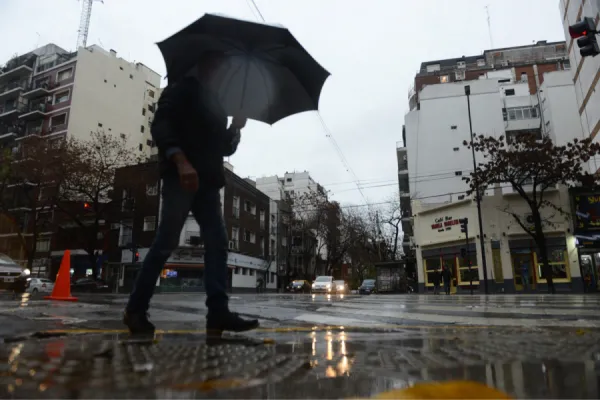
[359, 279, 377, 295]
[0, 253, 29, 290]
[25, 278, 55, 294]
[71, 278, 111, 293]
[333, 280, 349, 294]
[311, 276, 333, 294]
[289, 280, 311, 293]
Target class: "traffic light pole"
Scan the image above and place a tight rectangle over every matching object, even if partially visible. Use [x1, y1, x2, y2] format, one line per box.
[465, 85, 489, 294]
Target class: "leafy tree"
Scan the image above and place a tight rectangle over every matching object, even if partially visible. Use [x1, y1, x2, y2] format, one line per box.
[55, 130, 142, 278]
[464, 133, 600, 293]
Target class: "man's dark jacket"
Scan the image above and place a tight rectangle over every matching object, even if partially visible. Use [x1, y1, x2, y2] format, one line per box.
[441, 268, 452, 283]
[151, 76, 239, 188]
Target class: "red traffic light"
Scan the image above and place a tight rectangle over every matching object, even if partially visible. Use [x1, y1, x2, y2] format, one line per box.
[83, 202, 90, 209]
[569, 17, 596, 39]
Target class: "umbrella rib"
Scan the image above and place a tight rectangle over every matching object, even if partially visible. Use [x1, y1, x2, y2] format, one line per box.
[250, 58, 273, 123]
[219, 59, 245, 107]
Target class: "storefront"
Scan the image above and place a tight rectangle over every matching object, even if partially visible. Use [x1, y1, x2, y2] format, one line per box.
[571, 188, 600, 292]
[414, 187, 582, 293]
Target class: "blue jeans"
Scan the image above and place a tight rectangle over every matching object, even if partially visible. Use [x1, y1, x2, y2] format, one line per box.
[127, 175, 229, 314]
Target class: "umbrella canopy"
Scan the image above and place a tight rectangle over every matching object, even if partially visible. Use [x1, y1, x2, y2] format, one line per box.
[157, 13, 330, 125]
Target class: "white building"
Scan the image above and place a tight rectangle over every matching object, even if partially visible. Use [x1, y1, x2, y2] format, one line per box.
[0, 43, 161, 157]
[256, 171, 327, 279]
[403, 70, 584, 205]
[559, 0, 600, 145]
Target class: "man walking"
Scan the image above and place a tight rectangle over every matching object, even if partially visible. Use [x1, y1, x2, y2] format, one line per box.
[123, 53, 259, 337]
[441, 266, 452, 295]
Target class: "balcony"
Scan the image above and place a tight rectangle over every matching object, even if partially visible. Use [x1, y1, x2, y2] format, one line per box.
[0, 80, 27, 102]
[19, 103, 50, 121]
[0, 57, 34, 85]
[22, 81, 53, 100]
[0, 122, 23, 140]
[0, 101, 25, 119]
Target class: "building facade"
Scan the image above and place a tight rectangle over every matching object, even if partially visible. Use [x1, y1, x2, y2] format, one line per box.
[109, 161, 276, 293]
[256, 171, 327, 280]
[413, 188, 582, 294]
[0, 43, 160, 157]
[559, 0, 600, 144]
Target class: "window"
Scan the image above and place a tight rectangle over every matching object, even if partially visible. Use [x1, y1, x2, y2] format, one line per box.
[563, 60, 571, 70]
[244, 200, 256, 215]
[261, 237, 265, 256]
[50, 113, 66, 127]
[260, 210, 265, 229]
[244, 230, 251, 242]
[504, 106, 539, 121]
[281, 237, 287, 246]
[129, 74, 133, 79]
[119, 220, 133, 247]
[233, 196, 240, 218]
[143, 216, 156, 231]
[242, 268, 248, 275]
[232, 227, 239, 241]
[455, 70, 465, 80]
[520, 72, 528, 82]
[148, 90, 155, 98]
[440, 75, 449, 83]
[142, 108, 146, 116]
[249, 269, 255, 276]
[98, 123, 103, 127]
[458, 252, 479, 284]
[140, 125, 145, 133]
[54, 90, 69, 104]
[534, 247, 569, 281]
[424, 257, 442, 286]
[286, 178, 292, 182]
[457, 61, 466, 69]
[476, 59, 485, 67]
[36, 238, 50, 252]
[454, 171, 462, 176]
[450, 125, 457, 130]
[250, 232, 256, 244]
[426, 64, 440, 72]
[146, 183, 158, 196]
[138, 144, 143, 151]
[119, 66, 124, 71]
[234, 267, 239, 275]
[453, 147, 459, 151]
[57, 68, 73, 82]
[505, 89, 515, 96]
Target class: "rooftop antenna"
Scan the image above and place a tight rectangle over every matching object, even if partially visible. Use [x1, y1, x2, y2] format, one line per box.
[485, 5, 494, 49]
[77, 0, 104, 50]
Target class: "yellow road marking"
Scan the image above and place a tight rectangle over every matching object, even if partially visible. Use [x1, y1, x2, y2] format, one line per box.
[371, 381, 513, 399]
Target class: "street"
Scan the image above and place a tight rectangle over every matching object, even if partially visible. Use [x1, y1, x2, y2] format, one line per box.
[1, 293, 600, 398]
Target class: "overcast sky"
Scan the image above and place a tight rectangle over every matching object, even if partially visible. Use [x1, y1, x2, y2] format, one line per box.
[0, 0, 565, 207]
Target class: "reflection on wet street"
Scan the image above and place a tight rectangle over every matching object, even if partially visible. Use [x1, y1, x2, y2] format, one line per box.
[1, 324, 600, 399]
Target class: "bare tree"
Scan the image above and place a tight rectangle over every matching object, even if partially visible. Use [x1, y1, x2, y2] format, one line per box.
[464, 134, 600, 294]
[0, 136, 66, 268]
[55, 130, 143, 278]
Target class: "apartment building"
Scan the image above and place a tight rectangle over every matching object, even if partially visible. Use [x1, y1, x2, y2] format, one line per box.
[109, 161, 275, 293]
[0, 43, 160, 157]
[256, 171, 327, 280]
[559, 0, 600, 145]
[399, 41, 576, 260]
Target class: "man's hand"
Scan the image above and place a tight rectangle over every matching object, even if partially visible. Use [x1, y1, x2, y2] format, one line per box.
[231, 116, 247, 129]
[172, 152, 199, 192]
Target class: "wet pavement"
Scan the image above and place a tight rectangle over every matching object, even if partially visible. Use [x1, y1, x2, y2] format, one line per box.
[1, 293, 600, 398]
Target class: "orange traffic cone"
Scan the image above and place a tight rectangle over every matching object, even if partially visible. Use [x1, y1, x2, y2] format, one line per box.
[45, 250, 78, 302]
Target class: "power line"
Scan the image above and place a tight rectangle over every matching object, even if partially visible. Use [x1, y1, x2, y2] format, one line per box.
[248, 0, 266, 22]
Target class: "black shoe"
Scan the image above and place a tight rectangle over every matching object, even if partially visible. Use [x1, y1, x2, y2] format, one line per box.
[206, 312, 259, 338]
[123, 311, 155, 336]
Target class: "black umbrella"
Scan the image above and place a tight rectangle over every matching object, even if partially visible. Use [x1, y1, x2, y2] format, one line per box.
[157, 13, 330, 125]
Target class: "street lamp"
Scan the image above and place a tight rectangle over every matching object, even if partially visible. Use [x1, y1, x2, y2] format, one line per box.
[464, 85, 489, 294]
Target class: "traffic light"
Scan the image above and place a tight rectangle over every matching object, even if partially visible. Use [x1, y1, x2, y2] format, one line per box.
[460, 248, 467, 259]
[569, 17, 599, 58]
[459, 218, 468, 234]
[83, 202, 90, 209]
[134, 252, 140, 262]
